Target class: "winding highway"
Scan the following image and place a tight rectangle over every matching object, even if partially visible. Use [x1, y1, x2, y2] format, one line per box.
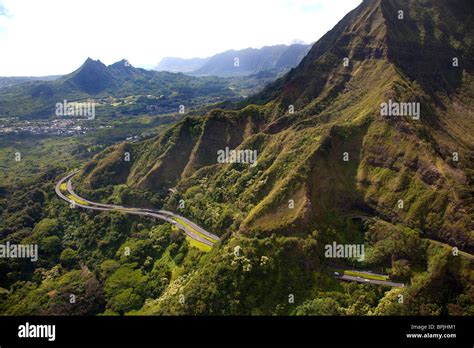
[55, 172, 465, 284]
[55, 171, 220, 249]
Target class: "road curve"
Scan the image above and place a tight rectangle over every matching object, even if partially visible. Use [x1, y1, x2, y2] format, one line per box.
[55, 172, 220, 248]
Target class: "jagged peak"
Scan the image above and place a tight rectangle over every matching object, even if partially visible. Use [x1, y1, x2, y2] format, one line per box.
[81, 57, 106, 68]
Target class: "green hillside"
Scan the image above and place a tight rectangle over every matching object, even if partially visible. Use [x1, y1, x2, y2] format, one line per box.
[0, 58, 271, 119]
[78, 0, 473, 251]
[1, 0, 472, 316]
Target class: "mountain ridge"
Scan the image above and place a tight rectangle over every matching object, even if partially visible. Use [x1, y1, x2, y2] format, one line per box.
[0, 58, 247, 118]
[77, 0, 474, 254]
[154, 43, 311, 77]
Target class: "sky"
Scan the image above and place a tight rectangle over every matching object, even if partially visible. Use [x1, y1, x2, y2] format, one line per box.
[0, 0, 361, 76]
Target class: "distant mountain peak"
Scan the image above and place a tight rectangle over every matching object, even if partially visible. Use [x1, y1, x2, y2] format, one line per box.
[109, 59, 133, 69]
[81, 57, 106, 68]
[69, 58, 113, 94]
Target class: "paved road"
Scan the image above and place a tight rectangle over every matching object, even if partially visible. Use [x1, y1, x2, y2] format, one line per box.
[331, 269, 405, 288]
[55, 172, 220, 248]
[335, 273, 405, 288]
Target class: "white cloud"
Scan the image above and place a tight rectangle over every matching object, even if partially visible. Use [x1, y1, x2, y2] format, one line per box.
[0, 0, 361, 76]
